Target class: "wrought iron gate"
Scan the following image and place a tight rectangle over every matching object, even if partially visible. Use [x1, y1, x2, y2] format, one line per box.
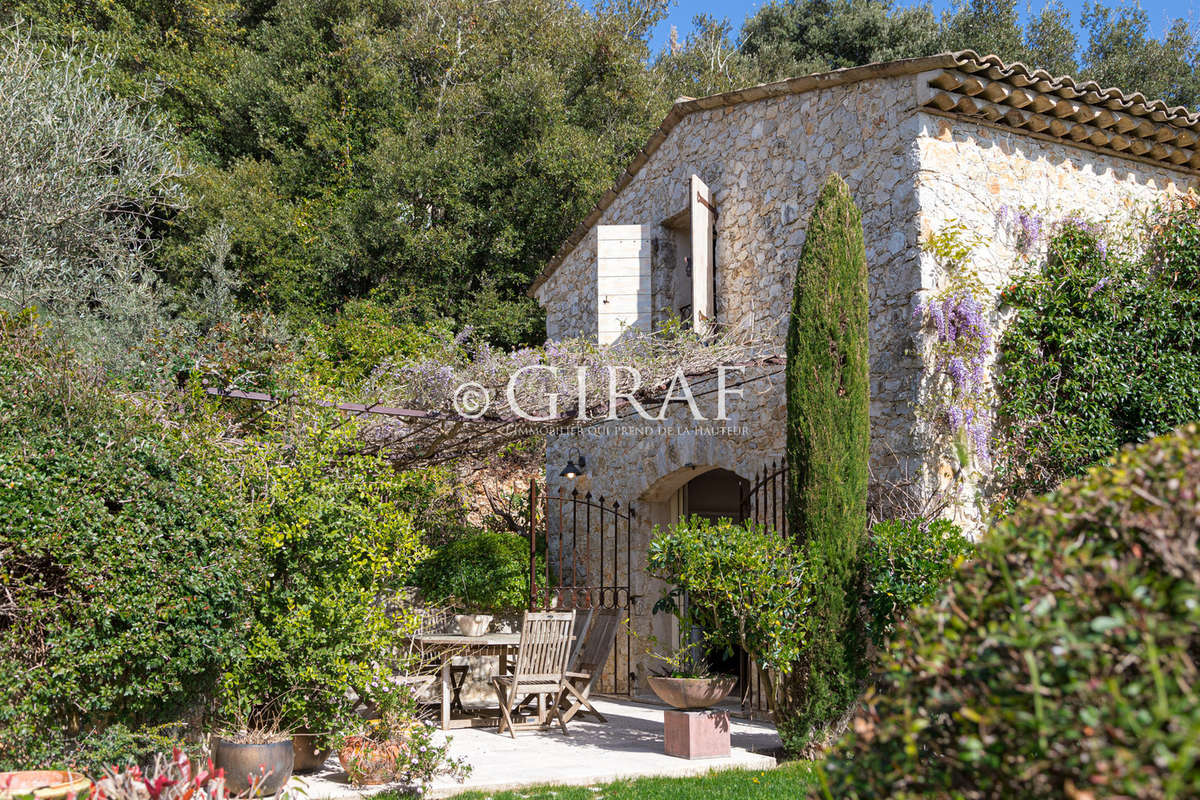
[740, 459, 789, 536]
[527, 481, 636, 695]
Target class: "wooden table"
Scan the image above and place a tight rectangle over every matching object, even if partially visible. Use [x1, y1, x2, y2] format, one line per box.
[415, 632, 520, 729]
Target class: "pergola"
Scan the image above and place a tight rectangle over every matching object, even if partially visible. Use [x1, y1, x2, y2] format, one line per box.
[203, 358, 784, 470]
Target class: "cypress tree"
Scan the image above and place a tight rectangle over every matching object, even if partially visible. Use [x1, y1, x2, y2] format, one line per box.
[780, 173, 870, 750]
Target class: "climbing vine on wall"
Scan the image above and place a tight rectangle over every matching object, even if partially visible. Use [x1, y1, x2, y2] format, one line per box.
[993, 198, 1200, 506]
[915, 222, 995, 469]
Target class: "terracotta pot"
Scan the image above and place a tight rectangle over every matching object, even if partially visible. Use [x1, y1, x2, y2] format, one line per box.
[291, 732, 331, 773]
[338, 736, 405, 786]
[647, 675, 737, 710]
[455, 614, 492, 637]
[212, 738, 294, 795]
[0, 771, 91, 800]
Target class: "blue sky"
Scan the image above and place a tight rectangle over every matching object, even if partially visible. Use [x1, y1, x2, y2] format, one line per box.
[648, 0, 1198, 52]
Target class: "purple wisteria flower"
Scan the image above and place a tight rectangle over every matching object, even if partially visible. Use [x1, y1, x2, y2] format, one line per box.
[452, 325, 475, 346]
[917, 287, 995, 465]
[998, 205, 1045, 254]
[1088, 275, 1113, 296]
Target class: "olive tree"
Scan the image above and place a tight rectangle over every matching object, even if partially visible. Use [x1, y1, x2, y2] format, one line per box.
[0, 27, 183, 352]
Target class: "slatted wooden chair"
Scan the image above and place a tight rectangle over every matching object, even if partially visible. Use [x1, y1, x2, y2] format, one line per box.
[560, 608, 622, 724]
[491, 610, 576, 737]
[567, 607, 594, 671]
[514, 606, 593, 713]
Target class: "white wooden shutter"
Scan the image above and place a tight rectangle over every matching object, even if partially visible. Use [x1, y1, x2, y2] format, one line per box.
[596, 224, 653, 345]
[690, 175, 715, 333]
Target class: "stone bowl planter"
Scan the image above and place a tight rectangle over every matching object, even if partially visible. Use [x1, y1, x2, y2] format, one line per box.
[647, 675, 737, 710]
[455, 614, 492, 637]
[212, 738, 294, 795]
[0, 771, 91, 800]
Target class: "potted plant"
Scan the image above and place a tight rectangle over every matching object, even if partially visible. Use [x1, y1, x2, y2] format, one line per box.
[0, 771, 91, 800]
[637, 590, 736, 710]
[338, 690, 470, 793]
[646, 517, 810, 715]
[211, 695, 301, 795]
[211, 729, 294, 796]
[290, 728, 331, 773]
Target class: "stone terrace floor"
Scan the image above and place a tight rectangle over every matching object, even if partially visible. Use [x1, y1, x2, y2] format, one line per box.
[293, 697, 780, 799]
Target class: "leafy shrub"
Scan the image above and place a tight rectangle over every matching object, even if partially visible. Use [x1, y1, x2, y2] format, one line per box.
[298, 299, 437, 390]
[411, 530, 536, 616]
[0, 316, 258, 768]
[995, 205, 1200, 504]
[820, 424, 1200, 798]
[647, 517, 808, 692]
[55, 723, 190, 775]
[783, 173, 871, 751]
[94, 747, 279, 800]
[861, 517, 971, 645]
[219, 426, 426, 745]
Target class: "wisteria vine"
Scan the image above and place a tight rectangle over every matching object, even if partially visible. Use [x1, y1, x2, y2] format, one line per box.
[917, 223, 995, 467]
[915, 289, 994, 465]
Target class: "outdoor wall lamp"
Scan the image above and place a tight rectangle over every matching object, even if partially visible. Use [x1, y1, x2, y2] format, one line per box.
[560, 449, 587, 479]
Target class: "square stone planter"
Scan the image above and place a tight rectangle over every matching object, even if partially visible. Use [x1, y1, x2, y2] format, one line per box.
[663, 709, 731, 759]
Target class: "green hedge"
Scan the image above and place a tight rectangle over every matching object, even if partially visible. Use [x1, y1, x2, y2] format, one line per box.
[861, 517, 971, 646]
[219, 426, 426, 744]
[820, 424, 1200, 797]
[0, 317, 259, 768]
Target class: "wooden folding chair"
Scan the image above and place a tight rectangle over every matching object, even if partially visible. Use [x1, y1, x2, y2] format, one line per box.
[515, 606, 593, 712]
[560, 608, 621, 724]
[567, 608, 594, 671]
[491, 610, 576, 737]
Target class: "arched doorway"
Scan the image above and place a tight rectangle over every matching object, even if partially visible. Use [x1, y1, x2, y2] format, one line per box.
[677, 467, 748, 524]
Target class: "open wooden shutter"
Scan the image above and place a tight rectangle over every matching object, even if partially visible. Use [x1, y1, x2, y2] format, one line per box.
[690, 175, 715, 333]
[596, 224, 653, 345]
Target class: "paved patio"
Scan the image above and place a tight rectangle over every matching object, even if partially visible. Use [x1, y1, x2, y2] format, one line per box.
[292, 698, 780, 799]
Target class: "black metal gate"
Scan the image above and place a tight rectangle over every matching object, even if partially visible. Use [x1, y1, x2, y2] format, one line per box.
[740, 459, 789, 536]
[527, 482, 636, 695]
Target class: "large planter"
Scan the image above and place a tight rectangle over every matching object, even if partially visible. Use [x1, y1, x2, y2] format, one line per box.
[0, 771, 91, 800]
[212, 738, 294, 796]
[647, 675, 737, 710]
[291, 732, 331, 773]
[338, 736, 405, 786]
[454, 614, 492, 637]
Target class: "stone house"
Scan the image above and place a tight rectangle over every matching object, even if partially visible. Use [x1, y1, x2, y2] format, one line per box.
[527, 51, 1200, 700]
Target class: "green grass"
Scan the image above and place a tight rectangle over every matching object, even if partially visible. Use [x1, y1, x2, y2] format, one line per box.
[401, 761, 818, 800]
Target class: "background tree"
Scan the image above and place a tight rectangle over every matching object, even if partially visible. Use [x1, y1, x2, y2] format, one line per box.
[782, 174, 870, 751]
[654, 14, 758, 98]
[744, 0, 1200, 110]
[742, 0, 941, 79]
[1079, 3, 1200, 109]
[0, 29, 184, 365]
[7, 0, 1200, 351]
[158, 0, 682, 347]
